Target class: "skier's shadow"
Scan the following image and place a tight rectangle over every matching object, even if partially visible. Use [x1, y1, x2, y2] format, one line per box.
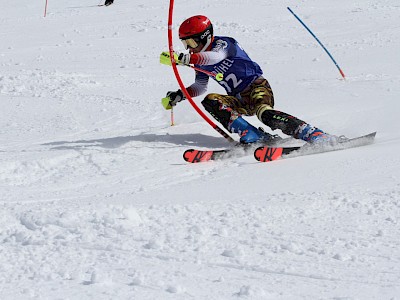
[42, 133, 231, 151]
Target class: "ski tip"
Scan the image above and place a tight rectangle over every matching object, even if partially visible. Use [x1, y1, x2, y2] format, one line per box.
[253, 148, 263, 162]
[363, 131, 377, 138]
[183, 149, 195, 163]
[183, 149, 214, 163]
[365, 131, 377, 142]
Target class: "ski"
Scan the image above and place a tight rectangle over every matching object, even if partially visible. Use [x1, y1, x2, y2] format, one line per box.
[183, 144, 258, 163]
[183, 135, 293, 163]
[253, 146, 301, 162]
[254, 132, 377, 162]
[183, 148, 229, 163]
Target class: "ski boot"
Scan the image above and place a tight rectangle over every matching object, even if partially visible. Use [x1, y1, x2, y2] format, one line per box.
[258, 126, 282, 145]
[229, 117, 275, 144]
[295, 124, 338, 145]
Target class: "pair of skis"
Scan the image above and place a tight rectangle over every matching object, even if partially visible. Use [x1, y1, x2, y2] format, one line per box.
[183, 132, 376, 163]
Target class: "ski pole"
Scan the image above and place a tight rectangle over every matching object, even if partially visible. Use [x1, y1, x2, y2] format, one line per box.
[170, 106, 175, 126]
[190, 64, 223, 81]
[287, 7, 346, 79]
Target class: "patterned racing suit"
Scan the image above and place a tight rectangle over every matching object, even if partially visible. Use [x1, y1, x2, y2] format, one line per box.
[184, 36, 315, 138]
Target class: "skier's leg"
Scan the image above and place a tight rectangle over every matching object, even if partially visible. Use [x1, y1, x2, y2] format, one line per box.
[202, 93, 272, 144]
[241, 77, 333, 143]
[239, 77, 274, 115]
[256, 106, 331, 143]
[201, 93, 240, 129]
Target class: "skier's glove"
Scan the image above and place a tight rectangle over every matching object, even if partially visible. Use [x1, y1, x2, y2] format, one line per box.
[159, 52, 190, 66]
[177, 53, 191, 65]
[161, 90, 185, 110]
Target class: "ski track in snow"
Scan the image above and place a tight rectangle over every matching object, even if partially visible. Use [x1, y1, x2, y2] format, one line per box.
[2, 191, 400, 299]
[1, 0, 400, 299]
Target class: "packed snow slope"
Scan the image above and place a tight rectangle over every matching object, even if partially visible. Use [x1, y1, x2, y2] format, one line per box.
[1, 0, 399, 299]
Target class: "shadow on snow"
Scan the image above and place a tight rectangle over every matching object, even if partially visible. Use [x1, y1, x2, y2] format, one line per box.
[42, 133, 232, 150]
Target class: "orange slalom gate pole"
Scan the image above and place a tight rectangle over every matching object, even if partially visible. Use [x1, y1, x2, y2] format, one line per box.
[44, 0, 48, 17]
[167, 0, 234, 142]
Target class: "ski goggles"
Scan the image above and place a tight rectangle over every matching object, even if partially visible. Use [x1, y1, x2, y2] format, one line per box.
[181, 37, 200, 50]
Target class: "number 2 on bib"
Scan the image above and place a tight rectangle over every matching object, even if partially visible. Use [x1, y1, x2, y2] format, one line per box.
[219, 73, 243, 93]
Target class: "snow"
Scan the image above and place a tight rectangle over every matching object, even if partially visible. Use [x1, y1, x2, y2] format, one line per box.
[1, 0, 399, 299]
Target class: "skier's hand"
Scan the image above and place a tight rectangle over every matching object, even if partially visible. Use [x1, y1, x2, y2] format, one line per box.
[177, 53, 191, 65]
[159, 51, 190, 66]
[161, 90, 185, 110]
[167, 90, 185, 106]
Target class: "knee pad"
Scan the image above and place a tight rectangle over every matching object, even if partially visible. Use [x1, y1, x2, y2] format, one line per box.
[202, 95, 239, 129]
[201, 95, 220, 114]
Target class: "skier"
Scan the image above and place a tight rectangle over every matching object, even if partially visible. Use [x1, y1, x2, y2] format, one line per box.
[164, 15, 341, 144]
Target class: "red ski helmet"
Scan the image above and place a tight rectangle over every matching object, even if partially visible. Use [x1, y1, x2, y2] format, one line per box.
[179, 15, 213, 51]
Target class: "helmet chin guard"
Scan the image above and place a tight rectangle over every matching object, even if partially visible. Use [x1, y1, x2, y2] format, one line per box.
[199, 35, 212, 51]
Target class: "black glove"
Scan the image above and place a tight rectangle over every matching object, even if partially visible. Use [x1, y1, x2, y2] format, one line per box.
[177, 53, 191, 65]
[166, 90, 185, 106]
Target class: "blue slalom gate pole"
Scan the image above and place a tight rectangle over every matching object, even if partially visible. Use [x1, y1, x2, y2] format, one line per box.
[287, 7, 346, 79]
